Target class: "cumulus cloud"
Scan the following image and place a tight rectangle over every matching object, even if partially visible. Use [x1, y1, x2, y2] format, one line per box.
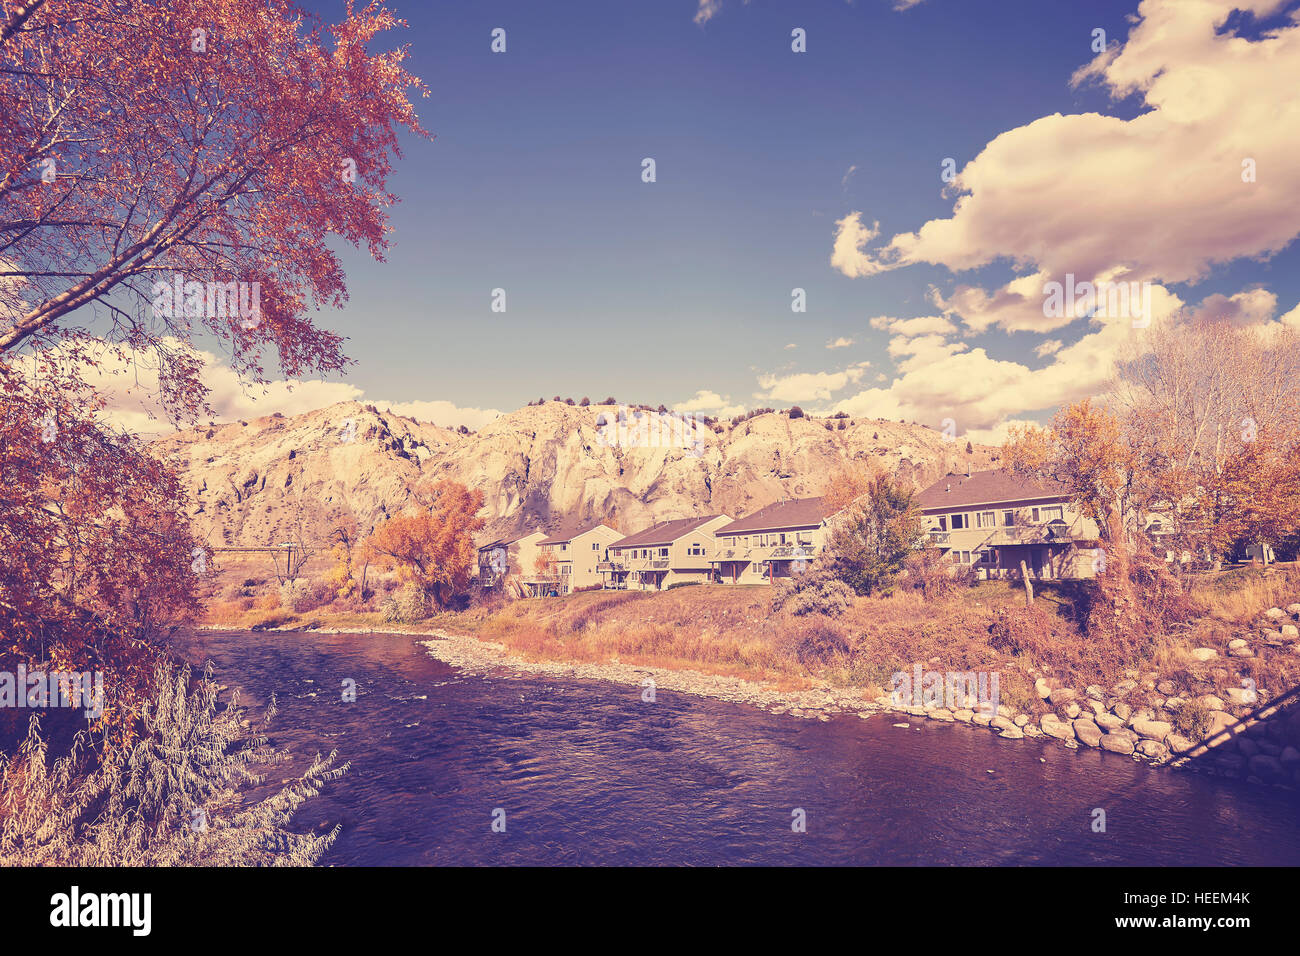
[56, 342, 502, 436]
[757, 362, 871, 403]
[832, 0, 1300, 330]
[675, 389, 747, 418]
[826, 336, 856, 349]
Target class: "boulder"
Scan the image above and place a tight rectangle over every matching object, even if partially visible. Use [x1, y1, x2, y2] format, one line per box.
[953, 709, 974, 723]
[1041, 715, 1075, 740]
[1131, 718, 1173, 741]
[1113, 680, 1138, 696]
[1034, 677, 1052, 700]
[1280, 745, 1300, 770]
[1228, 645, 1255, 658]
[1198, 694, 1225, 711]
[1189, 648, 1218, 662]
[1282, 624, 1299, 640]
[1224, 687, 1256, 707]
[1063, 702, 1081, 719]
[1096, 712, 1125, 732]
[1248, 754, 1284, 781]
[1113, 702, 1133, 722]
[1207, 710, 1241, 738]
[1085, 685, 1105, 701]
[1285, 603, 1300, 617]
[1013, 713, 1030, 727]
[928, 708, 954, 722]
[1166, 733, 1197, 755]
[1156, 680, 1177, 695]
[1137, 739, 1169, 759]
[972, 712, 993, 727]
[990, 715, 1017, 733]
[998, 726, 1025, 740]
[1228, 638, 1249, 650]
[1073, 718, 1103, 748]
[1101, 734, 1136, 755]
[1048, 687, 1077, 707]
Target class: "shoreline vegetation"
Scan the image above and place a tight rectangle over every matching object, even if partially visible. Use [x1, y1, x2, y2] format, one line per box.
[200, 564, 1300, 787]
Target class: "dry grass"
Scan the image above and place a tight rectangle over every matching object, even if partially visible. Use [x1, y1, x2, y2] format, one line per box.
[1189, 564, 1300, 623]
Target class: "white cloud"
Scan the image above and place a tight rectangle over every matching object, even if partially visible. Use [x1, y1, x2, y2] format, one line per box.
[757, 363, 871, 403]
[832, 0, 1300, 317]
[826, 336, 856, 349]
[676, 389, 747, 418]
[1034, 339, 1064, 358]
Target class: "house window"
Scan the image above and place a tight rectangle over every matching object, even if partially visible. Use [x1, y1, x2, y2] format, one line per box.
[977, 511, 996, 529]
[951, 514, 967, 530]
[592, 542, 600, 550]
[560, 543, 568, 552]
[659, 547, 668, 557]
[1002, 511, 1015, 526]
[797, 531, 813, 545]
[1040, 505, 1063, 522]
[936, 516, 947, 532]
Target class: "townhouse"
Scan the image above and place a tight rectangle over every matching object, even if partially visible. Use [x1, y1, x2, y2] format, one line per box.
[476, 530, 546, 589]
[709, 497, 840, 585]
[521, 521, 623, 596]
[916, 470, 1101, 580]
[599, 515, 732, 590]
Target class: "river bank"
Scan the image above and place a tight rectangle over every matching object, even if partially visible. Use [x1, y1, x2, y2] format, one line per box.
[201, 595, 1300, 790]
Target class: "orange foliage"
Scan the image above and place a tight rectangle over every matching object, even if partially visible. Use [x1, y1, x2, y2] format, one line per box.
[363, 482, 486, 608]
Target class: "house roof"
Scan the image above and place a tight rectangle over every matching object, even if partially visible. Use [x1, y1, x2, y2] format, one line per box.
[611, 515, 723, 550]
[538, 521, 616, 546]
[716, 497, 833, 535]
[917, 470, 1070, 511]
[476, 531, 543, 553]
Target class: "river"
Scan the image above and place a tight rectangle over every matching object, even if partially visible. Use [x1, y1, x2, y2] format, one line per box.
[173, 628, 1300, 866]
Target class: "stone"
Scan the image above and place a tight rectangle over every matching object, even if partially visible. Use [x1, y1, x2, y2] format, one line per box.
[1189, 648, 1218, 662]
[990, 715, 1017, 733]
[1024, 725, 1044, 738]
[1088, 700, 1107, 716]
[1156, 680, 1176, 695]
[1048, 687, 1077, 707]
[1286, 603, 1300, 617]
[929, 708, 954, 722]
[1063, 702, 1081, 719]
[1280, 746, 1300, 770]
[1263, 607, 1286, 621]
[1166, 733, 1196, 754]
[998, 726, 1025, 740]
[953, 709, 974, 723]
[1207, 710, 1241, 738]
[1096, 712, 1125, 732]
[1034, 677, 1052, 699]
[1073, 718, 1103, 748]
[1282, 624, 1299, 640]
[1199, 694, 1225, 711]
[1113, 680, 1137, 696]
[1228, 645, 1255, 658]
[1248, 754, 1284, 780]
[1131, 718, 1172, 741]
[1113, 702, 1132, 722]
[1137, 739, 1169, 759]
[1228, 638, 1249, 650]
[1236, 737, 1259, 757]
[972, 712, 993, 727]
[1013, 713, 1030, 727]
[1101, 734, 1135, 755]
[1041, 714, 1075, 740]
[1224, 688, 1256, 707]
[1085, 685, 1105, 701]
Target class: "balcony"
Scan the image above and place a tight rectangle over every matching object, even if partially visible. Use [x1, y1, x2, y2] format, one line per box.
[928, 530, 950, 545]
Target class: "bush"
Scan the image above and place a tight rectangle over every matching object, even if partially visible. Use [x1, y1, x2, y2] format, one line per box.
[771, 568, 856, 617]
[780, 618, 851, 668]
[1175, 697, 1213, 740]
[903, 548, 975, 600]
[380, 582, 432, 623]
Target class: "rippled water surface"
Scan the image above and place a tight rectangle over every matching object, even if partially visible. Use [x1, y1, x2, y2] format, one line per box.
[173, 629, 1300, 866]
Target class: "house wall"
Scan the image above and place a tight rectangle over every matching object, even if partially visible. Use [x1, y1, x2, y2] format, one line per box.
[549, 525, 623, 592]
[712, 522, 828, 585]
[921, 496, 1100, 579]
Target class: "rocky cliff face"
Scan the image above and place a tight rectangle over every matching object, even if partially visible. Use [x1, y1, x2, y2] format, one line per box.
[152, 400, 1000, 547]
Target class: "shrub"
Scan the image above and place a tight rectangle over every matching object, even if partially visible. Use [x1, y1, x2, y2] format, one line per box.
[780, 618, 851, 668]
[0, 660, 346, 865]
[903, 548, 975, 600]
[1175, 697, 1214, 740]
[380, 582, 432, 623]
[771, 568, 856, 617]
[788, 406, 804, 419]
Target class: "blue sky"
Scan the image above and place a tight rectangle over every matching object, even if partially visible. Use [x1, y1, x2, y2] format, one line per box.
[148, 0, 1300, 438]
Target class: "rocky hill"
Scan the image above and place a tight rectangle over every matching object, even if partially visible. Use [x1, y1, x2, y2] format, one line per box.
[152, 400, 1001, 548]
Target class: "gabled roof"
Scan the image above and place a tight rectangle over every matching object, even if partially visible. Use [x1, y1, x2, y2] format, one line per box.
[476, 530, 544, 553]
[716, 497, 833, 535]
[611, 515, 723, 550]
[917, 469, 1070, 511]
[538, 521, 616, 546]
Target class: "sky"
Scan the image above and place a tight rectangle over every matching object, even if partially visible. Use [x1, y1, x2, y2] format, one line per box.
[100, 0, 1300, 440]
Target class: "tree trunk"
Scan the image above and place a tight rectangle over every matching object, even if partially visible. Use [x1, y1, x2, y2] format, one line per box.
[1019, 559, 1034, 606]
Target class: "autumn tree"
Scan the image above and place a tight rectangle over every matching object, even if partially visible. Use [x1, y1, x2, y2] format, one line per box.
[824, 473, 922, 597]
[0, 0, 429, 737]
[364, 482, 485, 609]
